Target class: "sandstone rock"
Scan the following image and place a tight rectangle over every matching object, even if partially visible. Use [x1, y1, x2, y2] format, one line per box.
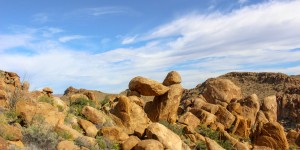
[262, 95, 277, 122]
[57, 140, 80, 150]
[52, 97, 68, 110]
[16, 101, 65, 126]
[0, 137, 9, 150]
[146, 123, 183, 150]
[43, 87, 53, 93]
[81, 106, 107, 125]
[78, 119, 98, 137]
[129, 76, 169, 96]
[190, 109, 216, 126]
[178, 112, 200, 129]
[214, 106, 235, 129]
[253, 122, 289, 150]
[127, 90, 141, 97]
[287, 129, 299, 144]
[122, 136, 141, 150]
[0, 124, 22, 141]
[128, 96, 145, 108]
[163, 71, 182, 86]
[55, 124, 83, 140]
[221, 130, 250, 150]
[0, 90, 8, 107]
[228, 94, 260, 126]
[202, 78, 242, 104]
[8, 140, 24, 149]
[111, 96, 151, 135]
[205, 137, 225, 150]
[231, 115, 251, 138]
[70, 94, 89, 102]
[100, 126, 129, 142]
[255, 111, 269, 124]
[134, 139, 164, 150]
[145, 84, 183, 123]
[252, 146, 273, 150]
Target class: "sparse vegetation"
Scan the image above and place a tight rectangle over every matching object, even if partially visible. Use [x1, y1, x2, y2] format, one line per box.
[159, 120, 184, 135]
[38, 95, 54, 105]
[69, 97, 96, 117]
[96, 136, 120, 150]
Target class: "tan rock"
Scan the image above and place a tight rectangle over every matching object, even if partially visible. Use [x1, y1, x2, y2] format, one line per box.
[0, 124, 22, 141]
[255, 111, 269, 124]
[190, 109, 216, 126]
[70, 94, 89, 102]
[287, 129, 300, 144]
[52, 97, 68, 110]
[134, 139, 164, 150]
[145, 84, 183, 123]
[81, 106, 107, 125]
[205, 137, 225, 150]
[16, 101, 65, 126]
[100, 126, 129, 142]
[55, 124, 83, 140]
[202, 78, 242, 104]
[163, 71, 182, 86]
[128, 96, 145, 108]
[129, 76, 169, 96]
[252, 146, 273, 150]
[22, 81, 30, 91]
[78, 119, 98, 137]
[0, 137, 9, 150]
[253, 122, 289, 150]
[43, 87, 53, 93]
[146, 123, 183, 150]
[57, 140, 80, 150]
[178, 112, 200, 129]
[111, 96, 151, 135]
[231, 115, 251, 138]
[221, 130, 250, 150]
[214, 106, 235, 129]
[262, 95, 277, 122]
[8, 140, 24, 149]
[122, 136, 141, 150]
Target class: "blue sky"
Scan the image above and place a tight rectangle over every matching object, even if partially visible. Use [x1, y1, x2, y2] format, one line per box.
[1, 0, 300, 94]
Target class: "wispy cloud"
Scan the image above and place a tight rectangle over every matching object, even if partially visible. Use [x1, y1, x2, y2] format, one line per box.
[1, 0, 300, 94]
[59, 35, 86, 43]
[32, 13, 49, 24]
[121, 36, 137, 44]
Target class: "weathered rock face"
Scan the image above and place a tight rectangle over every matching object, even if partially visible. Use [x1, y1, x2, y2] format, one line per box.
[231, 115, 251, 138]
[0, 137, 9, 150]
[55, 124, 83, 140]
[146, 123, 183, 150]
[129, 76, 169, 96]
[189, 109, 217, 126]
[16, 101, 65, 126]
[228, 94, 260, 126]
[122, 136, 141, 150]
[205, 137, 225, 150]
[0, 124, 23, 141]
[134, 139, 164, 150]
[201, 78, 242, 104]
[78, 119, 98, 137]
[100, 126, 129, 142]
[145, 84, 183, 123]
[214, 106, 235, 129]
[81, 106, 107, 125]
[262, 95, 277, 122]
[163, 71, 182, 86]
[253, 122, 289, 150]
[178, 112, 201, 129]
[57, 140, 80, 150]
[111, 96, 151, 135]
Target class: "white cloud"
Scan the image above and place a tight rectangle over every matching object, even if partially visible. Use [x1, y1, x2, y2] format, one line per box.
[59, 35, 86, 43]
[1, 0, 300, 94]
[121, 36, 137, 44]
[0, 34, 32, 52]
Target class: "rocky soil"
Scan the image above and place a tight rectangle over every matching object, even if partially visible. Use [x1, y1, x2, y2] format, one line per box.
[0, 70, 300, 150]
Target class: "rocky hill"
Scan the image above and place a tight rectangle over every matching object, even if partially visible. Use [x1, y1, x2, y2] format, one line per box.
[0, 70, 300, 150]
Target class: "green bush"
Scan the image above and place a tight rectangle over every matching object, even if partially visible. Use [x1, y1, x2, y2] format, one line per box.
[96, 136, 120, 150]
[69, 97, 95, 117]
[196, 125, 233, 150]
[56, 130, 73, 140]
[100, 96, 110, 106]
[159, 120, 184, 135]
[38, 96, 54, 105]
[195, 140, 207, 150]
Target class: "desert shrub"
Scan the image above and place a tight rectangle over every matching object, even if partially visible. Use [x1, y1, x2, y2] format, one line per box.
[195, 140, 207, 150]
[159, 120, 184, 135]
[69, 97, 95, 117]
[96, 136, 120, 150]
[196, 125, 233, 150]
[56, 130, 73, 140]
[8, 87, 24, 110]
[38, 95, 54, 105]
[100, 96, 110, 106]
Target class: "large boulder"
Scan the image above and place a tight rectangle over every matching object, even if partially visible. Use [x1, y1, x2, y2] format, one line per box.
[189, 109, 217, 126]
[81, 106, 107, 125]
[262, 95, 277, 122]
[253, 122, 289, 150]
[129, 76, 169, 96]
[134, 139, 164, 150]
[214, 106, 235, 129]
[178, 112, 201, 129]
[55, 124, 83, 140]
[100, 126, 129, 142]
[111, 96, 151, 135]
[231, 115, 251, 138]
[163, 71, 182, 86]
[202, 78, 242, 104]
[78, 119, 98, 137]
[146, 123, 183, 150]
[145, 84, 183, 123]
[0, 124, 22, 141]
[122, 136, 141, 150]
[16, 101, 65, 126]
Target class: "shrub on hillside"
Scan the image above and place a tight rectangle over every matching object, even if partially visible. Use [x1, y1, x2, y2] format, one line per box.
[38, 95, 54, 105]
[159, 120, 184, 135]
[69, 97, 96, 117]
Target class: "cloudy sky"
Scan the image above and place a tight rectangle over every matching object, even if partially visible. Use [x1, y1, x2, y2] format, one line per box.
[1, 0, 300, 94]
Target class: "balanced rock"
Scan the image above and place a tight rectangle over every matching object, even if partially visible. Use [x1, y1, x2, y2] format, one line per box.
[146, 123, 183, 150]
[129, 76, 169, 96]
[163, 71, 182, 86]
[145, 84, 183, 123]
[134, 139, 164, 150]
[202, 78, 242, 104]
[253, 122, 289, 150]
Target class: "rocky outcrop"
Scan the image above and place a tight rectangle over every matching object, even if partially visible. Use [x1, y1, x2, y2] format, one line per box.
[146, 123, 183, 150]
[253, 122, 289, 150]
[129, 76, 169, 96]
